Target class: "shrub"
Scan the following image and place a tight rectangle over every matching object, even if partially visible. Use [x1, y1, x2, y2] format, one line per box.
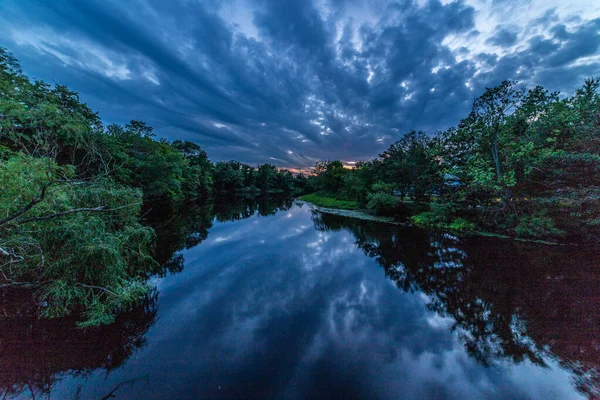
[515, 211, 563, 237]
[411, 202, 454, 228]
[411, 202, 474, 232]
[448, 218, 476, 232]
[366, 192, 399, 216]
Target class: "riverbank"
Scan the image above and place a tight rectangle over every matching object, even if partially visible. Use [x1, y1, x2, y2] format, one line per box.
[296, 195, 410, 226]
[298, 195, 564, 245]
[298, 193, 361, 210]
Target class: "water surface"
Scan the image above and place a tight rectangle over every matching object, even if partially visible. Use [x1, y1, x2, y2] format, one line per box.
[1, 199, 599, 399]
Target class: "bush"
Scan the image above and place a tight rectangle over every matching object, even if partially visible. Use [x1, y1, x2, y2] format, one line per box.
[515, 211, 563, 237]
[448, 218, 476, 232]
[366, 192, 399, 216]
[411, 202, 474, 232]
[410, 202, 453, 228]
[410, 212, 439, 228]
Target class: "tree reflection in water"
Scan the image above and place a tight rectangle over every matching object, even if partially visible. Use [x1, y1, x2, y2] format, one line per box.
[1, 200, 598, 399]
[0, 195, 293, 399]
[149, 195, 294, 275]
[311, 211, 600, 398]
[0, 290, 157, 399]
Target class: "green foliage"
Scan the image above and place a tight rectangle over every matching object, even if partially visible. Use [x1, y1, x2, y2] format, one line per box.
[379, 131, 442, 201]
[514, 212, 563, 238]
[313, 160, 348, 194]
[371, 181, 394, 195]
[365, 180, 401, 216]
[366, 192, 399, 216]
[410, 202, 455, 229]
[439, 78, 600, 237]
[339, 162, 376, 206]
[99, 123, 190, 205]
[256, 164, 278, 192]
[212, 161, 300, 195]
[299, 193, 360, 210]
[39, 279, 150, 328]
[213, 161, 244, 193]
[448, 218, 476, 233]
[411, 204, 475, 233]
[0, 154, 155, 325]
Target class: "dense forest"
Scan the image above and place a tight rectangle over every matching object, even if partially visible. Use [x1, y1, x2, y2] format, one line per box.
[303, 78, 600, 241]
[0, 48, 305, 326]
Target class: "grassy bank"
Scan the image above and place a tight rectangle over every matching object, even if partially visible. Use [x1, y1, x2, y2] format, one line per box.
[301, 193, 563, 244]
[299, 193, 360, 210]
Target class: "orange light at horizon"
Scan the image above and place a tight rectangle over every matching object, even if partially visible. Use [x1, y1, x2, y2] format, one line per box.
[279, 160, 358, 175]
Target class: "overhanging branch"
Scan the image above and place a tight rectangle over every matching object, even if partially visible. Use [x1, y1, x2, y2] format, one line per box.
[0, 179, 87, 227]
[17, 206, 106, 224]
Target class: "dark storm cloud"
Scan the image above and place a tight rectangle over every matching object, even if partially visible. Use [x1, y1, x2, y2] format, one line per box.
[485, 28, 518, 47]
[0, 0, 599, 167]
[544, 19, 600, 68]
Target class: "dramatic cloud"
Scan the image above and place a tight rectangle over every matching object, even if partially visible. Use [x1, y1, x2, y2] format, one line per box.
[1, 0, 599, 167]
[485, 28, 518, 47]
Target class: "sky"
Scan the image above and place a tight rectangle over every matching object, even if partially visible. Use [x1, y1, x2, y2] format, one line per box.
[1, 0, 599, 169]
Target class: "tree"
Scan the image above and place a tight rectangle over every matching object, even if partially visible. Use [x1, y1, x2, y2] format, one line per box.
[381, 131, 441, 201]
[256, 164, 278, 192]
[213, 161, 244, 194]
[275, 169, 295, 192]
[470, 80, 525, 182]
[313, 160, 347, 194]
[241, 164, 256, 189]
[0, 154, 154, 326]
[172, 140, 213, 198]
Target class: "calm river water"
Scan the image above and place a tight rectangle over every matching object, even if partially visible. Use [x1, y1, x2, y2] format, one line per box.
[1, 198, 599, 399]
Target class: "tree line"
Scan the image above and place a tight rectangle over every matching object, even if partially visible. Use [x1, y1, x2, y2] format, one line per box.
[304, 79, 600, 240]
[0, 48, 305, 326]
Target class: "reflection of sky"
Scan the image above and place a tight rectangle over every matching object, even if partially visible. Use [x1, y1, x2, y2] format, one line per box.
[53, 205, 581, 399]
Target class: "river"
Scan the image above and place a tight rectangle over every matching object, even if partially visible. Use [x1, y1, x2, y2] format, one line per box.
[1, 198, 599, 399]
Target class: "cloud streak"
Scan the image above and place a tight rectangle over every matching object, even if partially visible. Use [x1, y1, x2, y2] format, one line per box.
[1, 0, 599, 167]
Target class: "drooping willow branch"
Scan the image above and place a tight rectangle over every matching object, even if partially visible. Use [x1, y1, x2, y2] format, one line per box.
[0, 279, 117, 296]
[15, 202, 141, 225]
[0, 174, 142, 227]
[16, 206, 107, 224]
[0, 246, 25, 267]
[0, 179, 87, 227]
